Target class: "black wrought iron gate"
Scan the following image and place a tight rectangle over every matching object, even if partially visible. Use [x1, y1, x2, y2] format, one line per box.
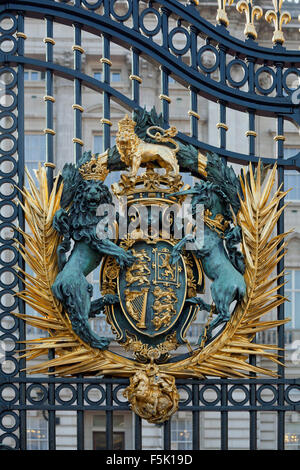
[0, 0, 300, 451]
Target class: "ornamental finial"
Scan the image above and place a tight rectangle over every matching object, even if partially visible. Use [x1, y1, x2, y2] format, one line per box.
[216, 0, 234, 27]
[265, 0, 291, 45]
[236, 0, 263, 40]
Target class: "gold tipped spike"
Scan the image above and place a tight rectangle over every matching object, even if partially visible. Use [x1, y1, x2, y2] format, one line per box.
[216, 0, 234, 27]
[236, 0, 263, 40]
[265, 0, 291, 45]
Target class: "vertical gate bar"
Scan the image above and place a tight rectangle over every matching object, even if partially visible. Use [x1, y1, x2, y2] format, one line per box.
[192, 382, 200, 450]
[218, 101, 227, 149]
[190, 25, 198, 70]
[44, 16, 55, 186]
[249, 374, 257, 450]
[249, 339, 257, 449]
[131, 47, 140, 107]
[247, 57, 255, 94]
[247, 111, 256, 157]
[132, 0, 139, 31]
[77, 378, 84, 450]
[131, 0, 140, 109]
[247, 56, 256, 157]
[218, 44, 227, 150]
[106, 380, 113, 450]
[48, 380, 56, 450]
[163, 419, 171, 450]
[44, 16, 56, 451]
[161, 5, 170, 127]
[102, 33, 111, 151]
[220, 382, 228, 450]
[276, 113, 285, 451]
[161, 5, 170, 50]
[189, 25, 198, 139]
[134, 414, 142, 450]
[17, 11, 27, 451]
[73, 22, 83, 163]
[44, 17, 57, 447]
[73, 10, 84, 438]
[246, 52, 258, 449]
[219, 46, 229, 448]
[189, 88, 198, 140]
[219, 44, 226, 83]
[160, 66, 170, 128]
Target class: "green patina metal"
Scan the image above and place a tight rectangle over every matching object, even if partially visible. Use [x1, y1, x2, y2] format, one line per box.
[52, 175, 135, 349]
[170, 180, 246, 341]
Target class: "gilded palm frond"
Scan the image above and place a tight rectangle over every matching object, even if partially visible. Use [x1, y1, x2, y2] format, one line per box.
[15, 166, 139, 375]
[161, 162, 289, 378]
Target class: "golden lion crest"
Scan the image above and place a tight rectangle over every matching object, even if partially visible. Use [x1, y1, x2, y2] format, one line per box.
[116, 115, 180, 178]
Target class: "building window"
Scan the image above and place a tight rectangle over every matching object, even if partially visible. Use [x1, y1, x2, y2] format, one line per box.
[93, 71, 120, 82]
[94, 135, 116, 153]
[85, 413, 129, 450]
[111, 71, 121, 82]
[93, 135, 103, 154]
[24, 70, 45, 81]
[285, 269, 300, 329]
[171, 418, 192, 450]
[93, 71, 102, 81]
[93, 431, 125, 450]
[284, 148, 300, 201]
[25, 134, 46, 177]
[27, 416, 48, 450]
[285, 422, 300, 450]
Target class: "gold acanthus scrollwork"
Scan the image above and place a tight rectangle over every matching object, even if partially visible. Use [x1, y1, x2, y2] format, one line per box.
[265, 0, 291, 45]
[100, 256, 120, 295]
[236, 0, 263, 40]
[183, 254, 198, 298]
[123, 331, 178, 361]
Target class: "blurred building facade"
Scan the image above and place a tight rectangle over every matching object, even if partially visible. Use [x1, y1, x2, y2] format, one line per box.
[4, 0, 300, 450]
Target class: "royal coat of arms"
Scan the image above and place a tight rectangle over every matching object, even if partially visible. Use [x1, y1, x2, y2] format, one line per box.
[16, 108, 289, 424]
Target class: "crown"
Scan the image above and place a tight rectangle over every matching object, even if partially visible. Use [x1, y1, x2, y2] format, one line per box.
[111, 165, 189, 201]
[79, 154, 109, 181]
[117, 114, 136, 134]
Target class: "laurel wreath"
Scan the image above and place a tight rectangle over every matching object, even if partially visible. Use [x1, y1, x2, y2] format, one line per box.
[15, 162, 289, 378]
